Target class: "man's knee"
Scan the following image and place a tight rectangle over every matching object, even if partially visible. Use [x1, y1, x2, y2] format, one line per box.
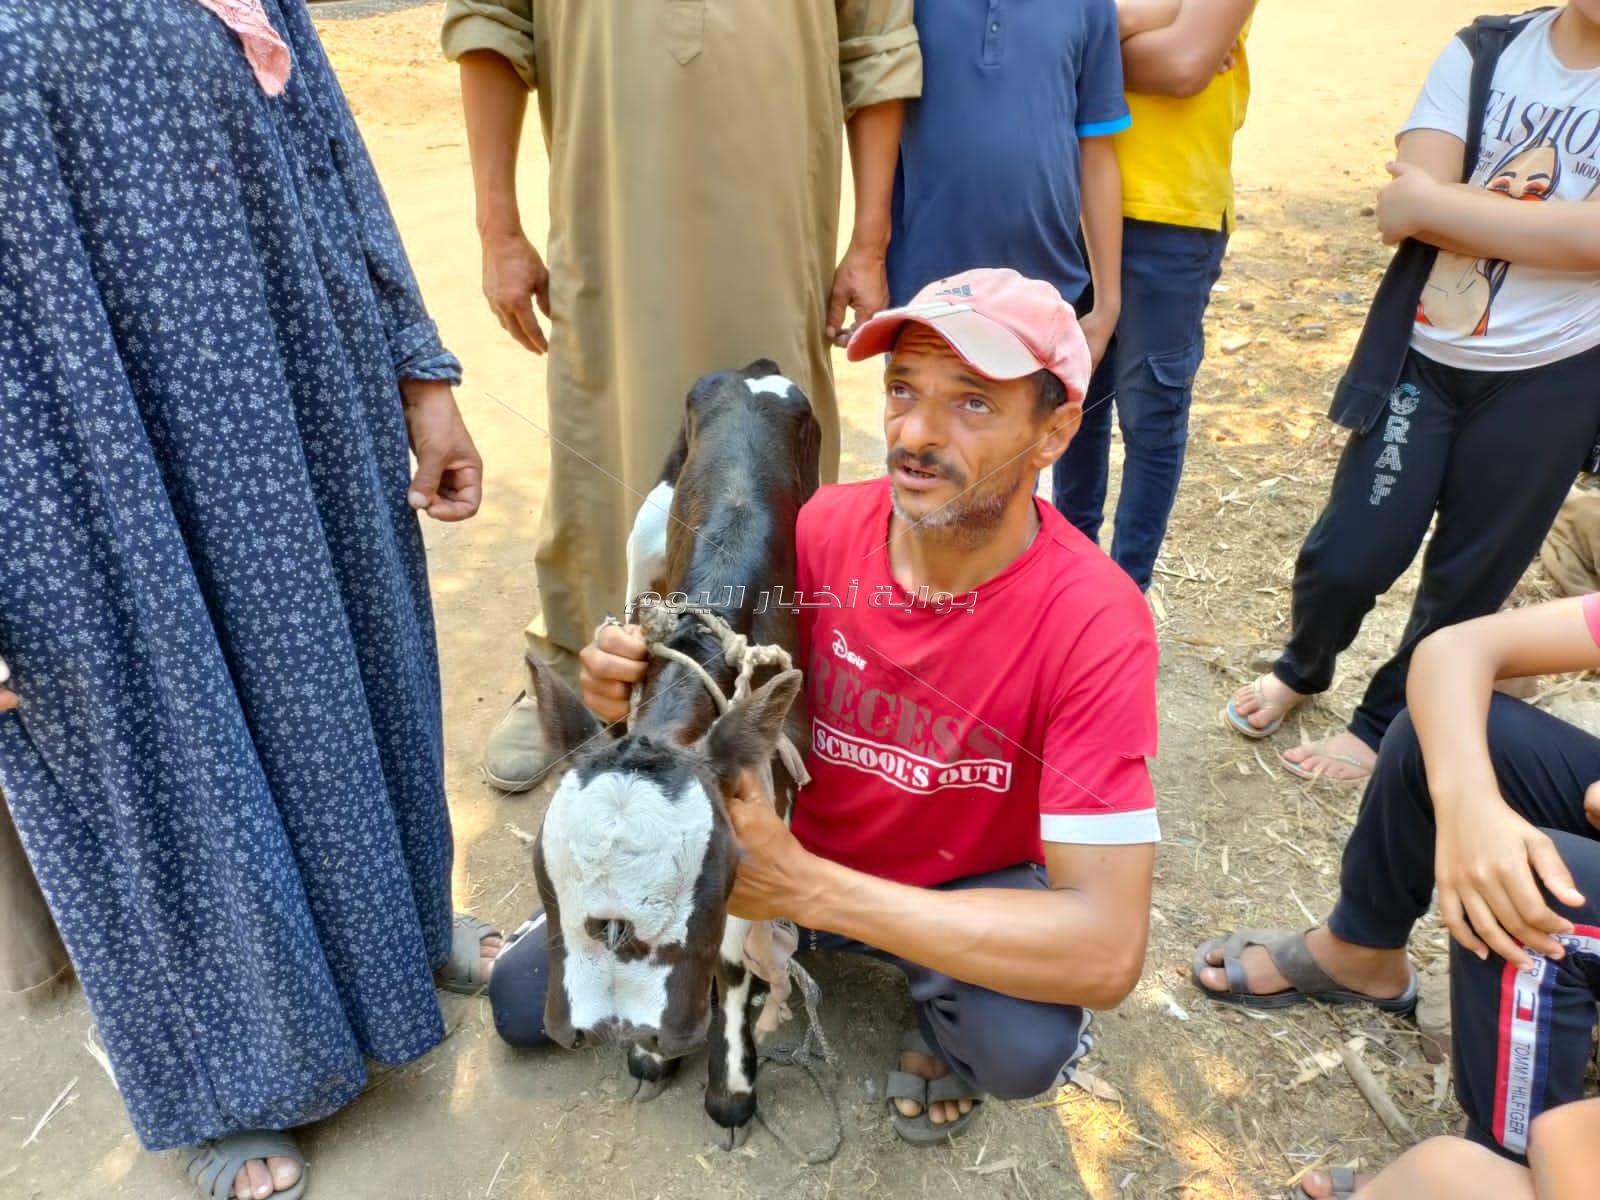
[949, 1000, 1085, 1099]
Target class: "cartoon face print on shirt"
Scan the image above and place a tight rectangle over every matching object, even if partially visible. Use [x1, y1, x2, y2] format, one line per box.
[1487, 140, 1560, 199]
[1418, 134, 1568, 336]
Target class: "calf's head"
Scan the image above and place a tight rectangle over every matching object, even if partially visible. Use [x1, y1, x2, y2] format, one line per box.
[526, 656, 802, 1058]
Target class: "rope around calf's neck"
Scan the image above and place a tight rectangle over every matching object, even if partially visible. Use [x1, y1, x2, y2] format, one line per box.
[627, 602, 811, 788]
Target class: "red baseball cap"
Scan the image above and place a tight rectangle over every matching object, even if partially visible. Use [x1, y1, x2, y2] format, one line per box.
[846, 268, 1092, 405]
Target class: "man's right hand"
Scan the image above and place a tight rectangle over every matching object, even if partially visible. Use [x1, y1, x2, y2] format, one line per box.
[481, 229, 551, 355]
[577, 623, 650, 724]
[1435, 790, 1584, 969]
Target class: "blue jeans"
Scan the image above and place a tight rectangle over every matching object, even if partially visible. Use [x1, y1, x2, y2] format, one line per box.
[1053, 218, 1228, 590]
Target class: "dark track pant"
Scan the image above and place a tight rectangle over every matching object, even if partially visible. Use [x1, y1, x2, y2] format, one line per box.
[1327, 697, 1600, 1160]
[1275, 346, 1600, 749]
[800, 863, 1092, 1099]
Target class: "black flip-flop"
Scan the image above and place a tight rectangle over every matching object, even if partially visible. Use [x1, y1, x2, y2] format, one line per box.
[1191, 929, 1417, 1014]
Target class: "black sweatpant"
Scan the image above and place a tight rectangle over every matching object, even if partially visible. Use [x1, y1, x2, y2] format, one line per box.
[1327, 696, 1600, 1160]
[1275, 346, 1600, 750]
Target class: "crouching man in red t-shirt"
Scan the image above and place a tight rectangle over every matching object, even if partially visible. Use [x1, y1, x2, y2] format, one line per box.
[513, 268, 1159, 1144]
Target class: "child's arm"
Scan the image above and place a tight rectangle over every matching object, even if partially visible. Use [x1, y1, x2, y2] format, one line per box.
[1377, 159, 1600, 269]
[1115, 0, 1180, 40]
[1408, 600, 1600, 972]
[1119, 0, 1255, 97]
[1078, 136, 1123, 367]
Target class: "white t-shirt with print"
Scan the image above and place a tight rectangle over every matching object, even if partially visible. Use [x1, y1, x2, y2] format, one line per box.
[1402, 8, 1600, 371]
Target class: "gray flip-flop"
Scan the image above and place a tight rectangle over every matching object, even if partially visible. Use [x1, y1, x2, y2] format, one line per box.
[1292, 1165, 1361, 1199]
[1223, 678, 1285, 740]
[1281, 741, 1372, 784]
[183, 1129, 307, 1200]
[1191, 929, 1418, 1014]
[887, 1029, 985, 1146]
[436, 913, 501, 995]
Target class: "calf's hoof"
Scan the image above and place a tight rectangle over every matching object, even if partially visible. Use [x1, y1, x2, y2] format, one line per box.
[632, 1076, 672, 1103]
[627, 1045, 679, 1102]
[705, 1087, 757, 1148]
[717, 1120, 753, 1151]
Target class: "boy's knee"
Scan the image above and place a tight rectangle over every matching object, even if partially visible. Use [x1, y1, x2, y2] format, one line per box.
[1405, 1136, 1510, 1183]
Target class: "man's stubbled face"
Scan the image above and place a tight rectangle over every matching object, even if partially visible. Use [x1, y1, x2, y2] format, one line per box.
[882, 325, 1058, 547]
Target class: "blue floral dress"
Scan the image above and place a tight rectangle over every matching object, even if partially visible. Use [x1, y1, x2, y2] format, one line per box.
[0, 0, 461, 1151]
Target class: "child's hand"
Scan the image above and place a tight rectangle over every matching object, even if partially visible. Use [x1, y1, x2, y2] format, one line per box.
[1376, 161, 1439, 246]
[1079, 308, 1116, 370]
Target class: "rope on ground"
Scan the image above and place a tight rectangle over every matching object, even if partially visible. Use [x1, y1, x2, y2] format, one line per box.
[755, 950, 845, 1166]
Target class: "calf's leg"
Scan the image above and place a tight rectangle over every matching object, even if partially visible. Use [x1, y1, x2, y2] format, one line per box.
[705, 917, 763, 1148]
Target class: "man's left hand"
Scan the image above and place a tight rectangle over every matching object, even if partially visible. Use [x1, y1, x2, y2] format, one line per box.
[827, 245, 890, 347]
[727, 778, 820, 923]
[1376, 161, 1438, 246]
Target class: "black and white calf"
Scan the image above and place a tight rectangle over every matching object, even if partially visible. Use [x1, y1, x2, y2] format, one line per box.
[526, 360, 820, 1147]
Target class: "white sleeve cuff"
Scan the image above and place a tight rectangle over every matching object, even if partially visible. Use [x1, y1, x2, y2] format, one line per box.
[1040, 809, 1160, 846]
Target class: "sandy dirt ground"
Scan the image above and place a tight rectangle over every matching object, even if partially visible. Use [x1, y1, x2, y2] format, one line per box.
[2, 2, 1550, 1197]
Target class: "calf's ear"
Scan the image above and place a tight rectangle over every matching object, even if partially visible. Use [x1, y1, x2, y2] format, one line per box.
[525, 650, 605, 767]
[703, 669, 803, 782]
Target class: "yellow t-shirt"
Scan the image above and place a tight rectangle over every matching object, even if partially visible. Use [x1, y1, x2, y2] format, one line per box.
[1116, 24, 1252, 232]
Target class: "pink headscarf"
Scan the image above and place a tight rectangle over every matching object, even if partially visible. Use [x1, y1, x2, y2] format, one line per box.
[192, 0, 292, 96]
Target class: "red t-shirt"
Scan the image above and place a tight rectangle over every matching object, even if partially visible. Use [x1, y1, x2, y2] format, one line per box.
[790, 479, 1160, 888]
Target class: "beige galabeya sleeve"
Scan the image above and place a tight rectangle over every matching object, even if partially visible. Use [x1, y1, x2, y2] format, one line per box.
[440, 0, 537, 90]
[836, 0, 921, 119]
